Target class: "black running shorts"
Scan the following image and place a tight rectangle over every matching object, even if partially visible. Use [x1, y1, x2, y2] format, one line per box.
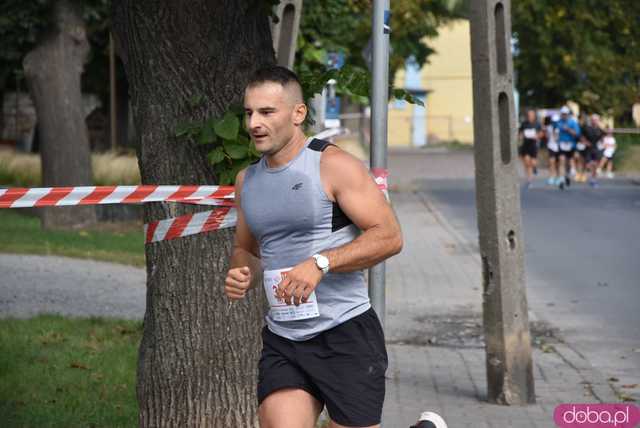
[584, 148, 602, 163]
[560, 149, 575, 158]
[519, 141, 538, 158]
[258, 307, 388, 427]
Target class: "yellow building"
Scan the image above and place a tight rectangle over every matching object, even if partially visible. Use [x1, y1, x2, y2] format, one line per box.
[388, 19, 474, 146]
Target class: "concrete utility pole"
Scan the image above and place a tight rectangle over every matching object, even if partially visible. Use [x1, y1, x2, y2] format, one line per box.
[270, 0, 303, 70]
[469, 0, 535, 405]
[369, 0, 390, 326]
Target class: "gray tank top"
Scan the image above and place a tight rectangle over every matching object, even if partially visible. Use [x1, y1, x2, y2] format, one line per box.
[241, 138, 370, 341]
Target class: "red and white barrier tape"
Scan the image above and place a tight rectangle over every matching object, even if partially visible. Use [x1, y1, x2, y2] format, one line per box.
[145, 207, 237, 243]
[371, 167, 389, 200]
[144, 167, 390, 242]
[0, 185, 235, 209]
[0, 170, 389, 243]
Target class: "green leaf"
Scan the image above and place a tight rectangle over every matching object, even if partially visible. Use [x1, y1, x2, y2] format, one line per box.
[223, 140, 249, 160]
[229, 159, 251, 180]
[198, 122, 216, 145]
[175, 122, 193, 137]
[207, 147, 225, 165]
[405, 93, 424, 107]
[214, 112, 240, 140]
[217, 168, 233, 185]
[304, 47, 327, 64]
[392, 89, 405, 99]
[227, 103, 245, 116]
[390, 88, 424, 107]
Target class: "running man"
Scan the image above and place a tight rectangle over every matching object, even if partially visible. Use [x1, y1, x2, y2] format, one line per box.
[225, 65, 403, 428]
[518, 109, 542, 188]
[555, 106, 581, 189]
[580, 114, 605, 187]
[598, 127, 617, 178]
[575, 114, 590, 182]
[543, 115, 560, 185]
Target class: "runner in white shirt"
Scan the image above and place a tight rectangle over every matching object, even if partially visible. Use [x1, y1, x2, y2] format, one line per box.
[598, 128, 617, 179]
[544, 115, 560, 185]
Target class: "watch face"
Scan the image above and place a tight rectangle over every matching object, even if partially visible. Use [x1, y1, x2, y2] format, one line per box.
[315, 255, 329, 269]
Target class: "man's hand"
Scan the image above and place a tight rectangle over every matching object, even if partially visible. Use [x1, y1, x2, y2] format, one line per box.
[225, 266, 252, 300]
[276, 258, 323, 306]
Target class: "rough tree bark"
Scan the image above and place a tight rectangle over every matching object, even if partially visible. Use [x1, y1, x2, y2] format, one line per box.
[112, 1, 274, 426]
[23, 0, 97, 229]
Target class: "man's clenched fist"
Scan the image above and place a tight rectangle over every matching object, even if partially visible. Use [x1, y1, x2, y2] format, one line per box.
[225, 266, 252, 300]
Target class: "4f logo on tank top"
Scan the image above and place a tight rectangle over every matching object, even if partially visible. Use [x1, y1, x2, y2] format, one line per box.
[291, 182, 303, 190]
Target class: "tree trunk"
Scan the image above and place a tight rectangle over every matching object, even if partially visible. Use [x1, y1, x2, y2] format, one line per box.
[111, 2, 274, 426]
[23, 0, 97, 229]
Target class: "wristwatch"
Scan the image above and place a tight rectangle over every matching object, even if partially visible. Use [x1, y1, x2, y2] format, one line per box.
[312, 253, 330, 275]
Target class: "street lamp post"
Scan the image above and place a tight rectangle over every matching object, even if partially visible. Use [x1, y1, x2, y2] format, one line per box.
[369, 0, 391, 326]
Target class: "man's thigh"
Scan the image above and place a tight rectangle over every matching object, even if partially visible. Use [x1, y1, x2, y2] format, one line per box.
[328, 420, 379, 428]
[259, 388, 323, 428]
[303, 309, 388, 427]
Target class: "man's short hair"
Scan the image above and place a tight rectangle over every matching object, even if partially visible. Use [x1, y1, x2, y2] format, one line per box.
[246, 65, 304, 102]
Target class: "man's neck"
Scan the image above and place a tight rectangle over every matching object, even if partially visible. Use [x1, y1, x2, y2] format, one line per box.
[265, 133, 307, 168]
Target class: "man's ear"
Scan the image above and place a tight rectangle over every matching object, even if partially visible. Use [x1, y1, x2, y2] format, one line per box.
[293, 103, 308, 126]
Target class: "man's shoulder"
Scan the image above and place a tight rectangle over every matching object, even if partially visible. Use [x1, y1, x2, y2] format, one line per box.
[320, 144, 361, 168]
[318, 144, 368, 191]
[235, 161, 260, 188]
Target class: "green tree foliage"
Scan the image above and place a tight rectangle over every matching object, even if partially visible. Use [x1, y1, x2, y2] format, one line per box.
[296, 0, 465, 97]
[178, 0, 467, 184]
[0, 0, 110, 96]
[0, 1, 50, 90]
[512, 0, 640, 118]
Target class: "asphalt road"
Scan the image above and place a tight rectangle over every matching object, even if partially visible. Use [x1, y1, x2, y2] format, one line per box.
[414, 176, 640, 392]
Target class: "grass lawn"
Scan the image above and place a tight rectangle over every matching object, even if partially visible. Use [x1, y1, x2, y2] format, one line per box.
[0, 315, 141, 427]
[0, 211, 145, 267]
[616, 133, 640, 174]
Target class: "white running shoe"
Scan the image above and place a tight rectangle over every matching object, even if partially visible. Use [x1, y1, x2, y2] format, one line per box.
[410, 411, 449, 428]
[607, 171, 615, 179]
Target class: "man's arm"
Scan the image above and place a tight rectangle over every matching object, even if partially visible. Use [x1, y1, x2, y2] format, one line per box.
[277, 146, 403, 305]
[320, 146, 403, 271]
[225, 169, 262, 300]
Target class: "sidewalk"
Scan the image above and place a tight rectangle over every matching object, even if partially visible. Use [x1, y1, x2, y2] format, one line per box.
[330, 142, 629, 427]
[383, 190, 620, 428]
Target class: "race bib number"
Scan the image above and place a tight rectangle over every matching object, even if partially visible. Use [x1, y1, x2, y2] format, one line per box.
[263, 268, 320, 322]
[547, 141, 559, 152]
[576, 142, 586, 151]
[523, 128, 537, 139]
